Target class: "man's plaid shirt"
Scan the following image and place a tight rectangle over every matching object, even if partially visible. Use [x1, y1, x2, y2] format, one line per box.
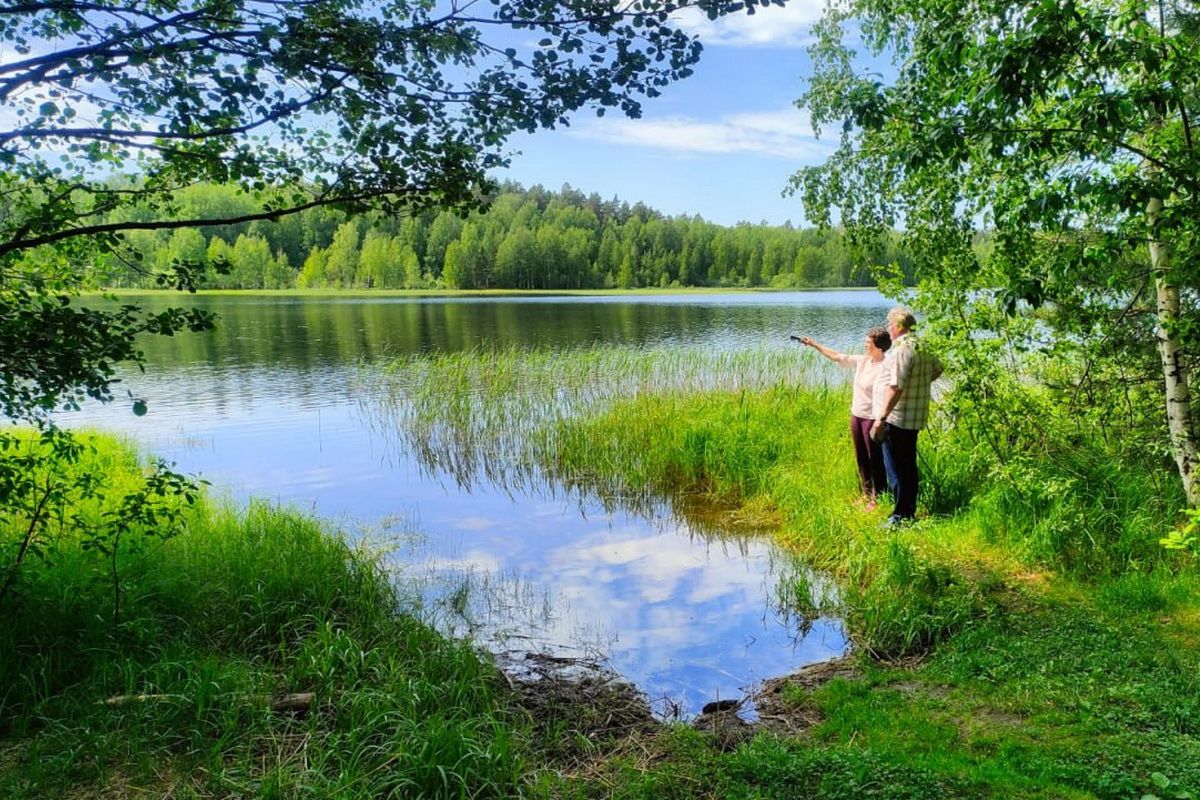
[884, 334, 943, 430]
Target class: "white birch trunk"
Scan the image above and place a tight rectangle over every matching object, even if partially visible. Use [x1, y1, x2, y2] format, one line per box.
[1148, 196, 1200, 505]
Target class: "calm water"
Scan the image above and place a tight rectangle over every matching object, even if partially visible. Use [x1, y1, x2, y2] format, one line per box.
[68, 290, 892, 715]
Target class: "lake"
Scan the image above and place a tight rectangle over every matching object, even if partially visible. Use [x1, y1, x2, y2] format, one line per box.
[67, 290, 894, 715]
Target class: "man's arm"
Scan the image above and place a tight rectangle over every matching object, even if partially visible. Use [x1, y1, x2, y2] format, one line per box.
[878, 384, 903, 421]
[871, 384, 903, 441]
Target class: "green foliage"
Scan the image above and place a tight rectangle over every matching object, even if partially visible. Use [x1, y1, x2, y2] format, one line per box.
[0, 287, 212, 421]
[916, 390, 1186, 575]
[325, 221, 362, 289]
[1161, 507, 1200, 559]
[0, 430, 200, 624]
[3, 1, 761, 263]
[78, 182, 912, 291]
[795, 0, 1200, 503]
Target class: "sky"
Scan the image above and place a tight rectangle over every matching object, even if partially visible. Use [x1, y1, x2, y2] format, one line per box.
[500, 1, 836, 227]
[0, 1, 850, 228]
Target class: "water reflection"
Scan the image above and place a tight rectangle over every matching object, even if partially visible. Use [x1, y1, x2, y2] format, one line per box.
[397, 498, 844, 716]
[65, 292, 891, 715]
[92, 290, 893, 368]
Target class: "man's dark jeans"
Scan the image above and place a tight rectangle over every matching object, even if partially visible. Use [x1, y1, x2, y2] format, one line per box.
[882, 423, 920, 521]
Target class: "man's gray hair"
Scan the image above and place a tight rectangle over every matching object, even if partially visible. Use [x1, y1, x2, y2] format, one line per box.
[888, 306, 917, 332]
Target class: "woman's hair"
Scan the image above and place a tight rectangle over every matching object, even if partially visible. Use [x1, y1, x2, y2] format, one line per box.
[887, 306, 917, 332]
[868, 326, 892, 352]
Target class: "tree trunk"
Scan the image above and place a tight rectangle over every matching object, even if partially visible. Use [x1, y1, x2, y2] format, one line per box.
[1148, 196, 1200, 505]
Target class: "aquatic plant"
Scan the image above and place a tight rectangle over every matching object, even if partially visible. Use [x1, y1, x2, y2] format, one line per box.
[367, 344, 837, 500]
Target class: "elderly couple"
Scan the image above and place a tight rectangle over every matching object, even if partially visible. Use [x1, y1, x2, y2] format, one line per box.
[799, 307, 943, 527]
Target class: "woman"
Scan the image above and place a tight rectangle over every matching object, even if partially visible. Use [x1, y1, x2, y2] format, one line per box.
[797, 328, 892, 509]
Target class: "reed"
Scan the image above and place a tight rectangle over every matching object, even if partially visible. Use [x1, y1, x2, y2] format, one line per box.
[369, 344, 836, 496]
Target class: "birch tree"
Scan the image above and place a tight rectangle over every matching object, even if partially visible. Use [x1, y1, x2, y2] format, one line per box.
[795, 0, 1200, 504]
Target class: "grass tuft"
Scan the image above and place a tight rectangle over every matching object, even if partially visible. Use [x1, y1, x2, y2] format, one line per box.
[0, 436, 529, 798]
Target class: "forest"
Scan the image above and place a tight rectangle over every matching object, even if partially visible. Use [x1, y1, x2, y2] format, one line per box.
[96, 182, 914, 291]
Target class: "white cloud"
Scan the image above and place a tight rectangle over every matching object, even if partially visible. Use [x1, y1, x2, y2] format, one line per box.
[421, 551, 504, 574]
[674, 2, 826, 48]
[570, 107, 828, 161]
[453, 515, 499, 531]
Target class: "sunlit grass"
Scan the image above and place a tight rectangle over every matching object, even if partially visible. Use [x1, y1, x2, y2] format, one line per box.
[369, 344, 836, 495]
[377, 344, 1200, 798]
[0, 436, 528, 799]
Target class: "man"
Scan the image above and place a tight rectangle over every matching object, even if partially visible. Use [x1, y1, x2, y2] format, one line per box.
[871, 307, 943, 526]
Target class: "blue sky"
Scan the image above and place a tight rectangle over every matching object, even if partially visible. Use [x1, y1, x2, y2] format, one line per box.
[501, 1, 834, 227]
[0, 1, 842, 227]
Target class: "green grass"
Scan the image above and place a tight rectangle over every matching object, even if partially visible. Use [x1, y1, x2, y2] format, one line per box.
[372, 344, 835, 498]
[7, 344, 1200, 799]
[0, 436, 529, 798]
[382, 345, 1200, 799]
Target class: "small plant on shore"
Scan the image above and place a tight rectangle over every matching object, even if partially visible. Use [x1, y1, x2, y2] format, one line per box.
[0, 430, 201, 621]
[1161, 508, 1200, 561]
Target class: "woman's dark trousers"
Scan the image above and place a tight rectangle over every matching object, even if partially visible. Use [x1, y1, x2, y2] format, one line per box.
[850, 415, 887, 499]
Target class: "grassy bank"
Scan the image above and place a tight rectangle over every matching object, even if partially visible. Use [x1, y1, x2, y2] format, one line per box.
[535, 383, 1200, 798]
[0, 435, 530, 798]
[379, 346, 1200, 799]
[7, 351, 1200, 797]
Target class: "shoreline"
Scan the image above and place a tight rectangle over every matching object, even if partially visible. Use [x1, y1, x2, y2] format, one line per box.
[4, 374, 1197, 798]
[83, 285, 886, 299]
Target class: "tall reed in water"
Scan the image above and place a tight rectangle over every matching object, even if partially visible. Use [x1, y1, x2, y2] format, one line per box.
[367, 344, 836, 495]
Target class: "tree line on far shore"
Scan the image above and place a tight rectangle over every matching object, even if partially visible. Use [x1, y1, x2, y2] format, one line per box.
[96, 182, 915, 291]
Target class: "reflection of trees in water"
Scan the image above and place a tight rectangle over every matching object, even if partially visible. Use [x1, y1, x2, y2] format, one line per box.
[97, 295, 889, 371]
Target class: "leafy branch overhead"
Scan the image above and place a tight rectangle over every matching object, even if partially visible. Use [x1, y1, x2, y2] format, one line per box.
[795, 0, 1200, 504]
[0, 0, 774, 423]
[0, 0, 771, 261]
